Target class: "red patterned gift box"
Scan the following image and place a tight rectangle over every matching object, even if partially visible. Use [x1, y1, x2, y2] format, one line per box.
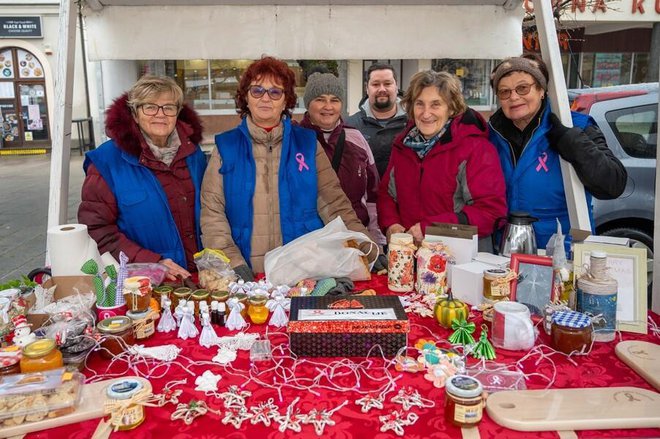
[288, 296, 409, 357]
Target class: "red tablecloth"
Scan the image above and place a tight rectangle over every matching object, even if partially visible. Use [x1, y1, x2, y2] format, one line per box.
[27, 275, 660, 439]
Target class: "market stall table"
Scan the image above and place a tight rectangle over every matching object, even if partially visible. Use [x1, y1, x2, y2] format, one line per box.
[24, 275, 660, 439]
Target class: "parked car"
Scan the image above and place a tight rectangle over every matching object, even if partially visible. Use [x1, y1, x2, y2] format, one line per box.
[569, 83, 656, 302]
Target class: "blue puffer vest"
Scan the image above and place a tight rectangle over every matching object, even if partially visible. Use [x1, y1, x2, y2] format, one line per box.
[215, 117, 324, 267]
[84, 140, 206, 268]
[489, 103, 595, 250]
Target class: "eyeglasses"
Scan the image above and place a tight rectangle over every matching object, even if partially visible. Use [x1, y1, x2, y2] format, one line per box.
[140, 103, 179, 117]
[496, 83, 534, 100]
[248, 85, 285, 100]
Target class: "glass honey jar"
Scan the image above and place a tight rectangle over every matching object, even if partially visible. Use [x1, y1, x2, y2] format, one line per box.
[444, 375, 484, 428]
[551, 311, 593, 355]
[20, 339, 63, 373]
[97, 316, 136, 359]
[153, 286, 173, 311]
[247, 296, 269, 324]
[211, 290, 229, 305]
[106, 378, 147, 431]
[191, 289, 210, 316]
[482, 268, 513, 302]
[172, 287, 192, 311]
[123, 276, 152, 313]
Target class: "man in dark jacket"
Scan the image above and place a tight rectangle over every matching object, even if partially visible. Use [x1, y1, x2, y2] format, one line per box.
[346, 63, 407, 177]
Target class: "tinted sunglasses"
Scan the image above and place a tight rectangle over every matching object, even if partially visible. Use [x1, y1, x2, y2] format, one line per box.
[248, 85, 285, 100]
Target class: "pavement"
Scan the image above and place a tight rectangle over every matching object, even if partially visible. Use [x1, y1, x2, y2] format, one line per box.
[0, 154, 85, 282]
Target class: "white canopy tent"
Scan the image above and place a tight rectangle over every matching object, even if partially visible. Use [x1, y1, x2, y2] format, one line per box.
[52, 1, 652, 307]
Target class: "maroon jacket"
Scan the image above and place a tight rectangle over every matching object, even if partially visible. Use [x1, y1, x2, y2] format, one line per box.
[299, 114, 380, 229]
[377, 108, 507, 238]
[77, 94, 204, 271]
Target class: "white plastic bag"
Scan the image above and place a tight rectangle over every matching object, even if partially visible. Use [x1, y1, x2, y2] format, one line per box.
[264, 217, 376, 286]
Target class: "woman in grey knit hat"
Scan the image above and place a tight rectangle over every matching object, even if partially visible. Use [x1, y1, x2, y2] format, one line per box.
[299, 72, 387, 270]
[488, 54, 626, 252]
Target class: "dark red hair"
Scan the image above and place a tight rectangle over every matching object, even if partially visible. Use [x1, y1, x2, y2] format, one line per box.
[235, 56, 298, 119]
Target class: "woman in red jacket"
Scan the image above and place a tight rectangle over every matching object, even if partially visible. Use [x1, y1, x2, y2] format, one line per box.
[377, 70, 507, 246]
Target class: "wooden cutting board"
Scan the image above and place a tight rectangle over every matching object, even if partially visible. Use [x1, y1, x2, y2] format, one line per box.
[0, 376, 149, 438]
[616, 340, 660, 391]
[486, 387, 660, 431]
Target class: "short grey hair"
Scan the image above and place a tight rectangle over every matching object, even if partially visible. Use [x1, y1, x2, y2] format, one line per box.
[127, 75, 184, 112]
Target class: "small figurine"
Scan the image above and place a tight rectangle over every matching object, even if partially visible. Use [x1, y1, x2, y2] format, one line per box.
[199, 311, 218, 348]
[177, 305, 199, 340]
[157, 297, 177, 333]
[267, 293, 291, 328]
[12, 315, 36, 347]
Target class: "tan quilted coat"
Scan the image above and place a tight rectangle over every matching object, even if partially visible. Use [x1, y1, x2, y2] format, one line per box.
[200, 117, 371, 273]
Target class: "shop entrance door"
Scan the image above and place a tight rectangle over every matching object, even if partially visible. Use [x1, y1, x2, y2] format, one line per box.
[0, 47, 49, 149]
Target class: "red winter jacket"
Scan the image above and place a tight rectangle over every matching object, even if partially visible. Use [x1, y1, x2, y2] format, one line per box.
[77, 94, 204, 271]
[377, 108, 507, 238]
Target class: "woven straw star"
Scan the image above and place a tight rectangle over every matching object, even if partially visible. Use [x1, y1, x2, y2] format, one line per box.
[221, 407, 252, 429]
[355, 394, 384, 413]
[249, 399, 280, 427]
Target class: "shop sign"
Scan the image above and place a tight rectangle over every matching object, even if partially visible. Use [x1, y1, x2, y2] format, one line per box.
[524, 0, 660, 15]
[0, 17, 43, 39]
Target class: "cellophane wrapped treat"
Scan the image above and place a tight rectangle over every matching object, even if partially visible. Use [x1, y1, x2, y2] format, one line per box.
[194, 249, 236, 291]
[0, 368, 83, 427]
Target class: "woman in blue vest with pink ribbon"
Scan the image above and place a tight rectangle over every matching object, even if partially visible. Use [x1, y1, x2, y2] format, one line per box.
[488, 55, 627, 250]
[200, 56, 373, 281]
[78, 75, 206, 280]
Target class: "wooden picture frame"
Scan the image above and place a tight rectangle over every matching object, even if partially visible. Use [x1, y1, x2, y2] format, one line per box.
[573, 243, 647, 334]
[510, 254, 555, 317]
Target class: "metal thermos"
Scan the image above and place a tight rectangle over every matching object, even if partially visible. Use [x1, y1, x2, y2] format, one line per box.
[499, 211, 538, 257]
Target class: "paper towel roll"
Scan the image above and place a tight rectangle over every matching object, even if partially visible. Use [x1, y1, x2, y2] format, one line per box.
[48, 224, 100, 277]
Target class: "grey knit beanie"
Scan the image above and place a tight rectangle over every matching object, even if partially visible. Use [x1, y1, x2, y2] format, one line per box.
[303, 73, 343, 109]
[490, 57, 548, 92]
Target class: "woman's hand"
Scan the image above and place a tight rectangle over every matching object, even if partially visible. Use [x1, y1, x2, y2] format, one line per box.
[386, 224, 406, 243]
[407, 223, 424, 246]
[159, 258, 191, 281]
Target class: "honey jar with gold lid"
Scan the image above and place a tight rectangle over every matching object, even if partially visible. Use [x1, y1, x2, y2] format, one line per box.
[247, 296, 269, 324]
[191, 289, 210, 316]
[20, 339, 63, 373]
[97, 316, 136, 359]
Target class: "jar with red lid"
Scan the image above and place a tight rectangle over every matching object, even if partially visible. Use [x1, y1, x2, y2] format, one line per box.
[123, 276, 152, 313]
[0, 346, 22, 375]
[97, 316, 136, 359]
[551, 311, 593, 355]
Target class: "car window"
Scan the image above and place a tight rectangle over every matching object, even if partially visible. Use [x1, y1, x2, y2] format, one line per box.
[605, 104, 657, 159]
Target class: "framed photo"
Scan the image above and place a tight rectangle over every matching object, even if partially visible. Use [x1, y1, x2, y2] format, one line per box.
[510, 254, 555, 317]
[573, 243, 647, 334]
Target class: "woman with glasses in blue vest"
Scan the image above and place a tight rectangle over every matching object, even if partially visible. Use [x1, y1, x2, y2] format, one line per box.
[201, 56, 374, 281]
[488, 55, 626, 251]
[78, 75, 206, 280]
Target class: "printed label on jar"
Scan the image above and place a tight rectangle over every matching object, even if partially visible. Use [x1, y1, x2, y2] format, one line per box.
[111, 404, 144, 428]
[454, 402, 483, 424]
[576, 288, 617, 332]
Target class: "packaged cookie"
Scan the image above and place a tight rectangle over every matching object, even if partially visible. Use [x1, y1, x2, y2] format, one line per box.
[0, 368, 82, 427]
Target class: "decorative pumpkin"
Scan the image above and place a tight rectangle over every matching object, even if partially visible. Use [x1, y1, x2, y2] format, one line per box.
[434, 290, 469, 329]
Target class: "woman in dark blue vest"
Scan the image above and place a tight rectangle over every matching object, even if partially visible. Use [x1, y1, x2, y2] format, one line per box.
[488, 55, 626, 251]
[78, 75, 207, 280]
[200, 57, 375, 280]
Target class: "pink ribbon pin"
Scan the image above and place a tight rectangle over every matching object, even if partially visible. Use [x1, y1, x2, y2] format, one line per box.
[296, 153, 310, 172]
[536, 152, 549, 172]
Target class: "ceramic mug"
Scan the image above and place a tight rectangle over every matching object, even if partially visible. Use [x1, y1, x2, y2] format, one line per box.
[492, 301, 536, 351]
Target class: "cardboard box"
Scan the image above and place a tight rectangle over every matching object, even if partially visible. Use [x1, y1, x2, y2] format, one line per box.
[288, 296, 408, 357]
[26, 276, 96, 328]
[450, 261, 493, 306]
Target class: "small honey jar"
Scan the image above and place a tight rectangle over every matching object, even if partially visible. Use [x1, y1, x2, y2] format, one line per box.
[126, 310, 156, 340]
[444, 375, 484, 428]
[482, 268, 513, 302]
[173, 287, 192, 310]
[247, 296, 269, 324]
[20, 339, 63, 373]
[153, 286, 173, 310]
[551, 311, 593, 355]
[191, 289, 210, 316]
[97, 316, 136, 359]
[211, 290, 229, 304]
[106, 378, 147, 431]
[231, 293, 248, 319]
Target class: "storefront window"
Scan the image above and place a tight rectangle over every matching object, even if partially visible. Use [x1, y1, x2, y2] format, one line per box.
[140, 59, 338, 114]
[632, 53, 649, 83]
[432, 59, 493, 107]
[581, 53, 633, 87]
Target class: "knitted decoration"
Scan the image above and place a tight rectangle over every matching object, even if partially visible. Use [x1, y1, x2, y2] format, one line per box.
[471, 324, 496, 360]
[311, 278, 337, 296]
